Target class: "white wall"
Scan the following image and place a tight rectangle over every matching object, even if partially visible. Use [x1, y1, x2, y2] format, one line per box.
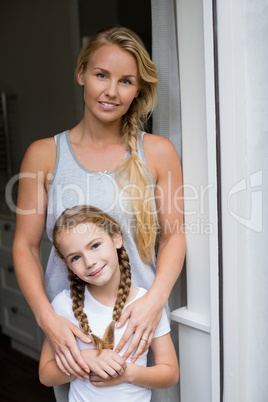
[217, 0, 268, 401]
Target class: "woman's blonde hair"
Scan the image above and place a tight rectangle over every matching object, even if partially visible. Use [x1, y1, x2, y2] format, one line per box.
[76, 25, 159, 263]
[53, 205, 131, 354]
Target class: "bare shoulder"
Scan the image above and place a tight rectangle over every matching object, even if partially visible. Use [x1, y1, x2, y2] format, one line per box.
[21, 137, 56, 174]
[143, 133, 179, 159]
[143, 133, 181, 180]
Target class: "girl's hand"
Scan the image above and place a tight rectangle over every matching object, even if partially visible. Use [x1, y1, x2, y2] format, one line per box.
[81, 349, 127, 379]
[115, 292, 163, 363]
[44, 314, 91, 379]
[89, 362, 131, 387]
[89, 371, 126, 387]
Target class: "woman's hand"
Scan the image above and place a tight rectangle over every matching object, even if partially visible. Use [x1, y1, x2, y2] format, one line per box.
[44, 313, 91, 380]
[115, 292, 163, 363]
[81, 349, 127, 380]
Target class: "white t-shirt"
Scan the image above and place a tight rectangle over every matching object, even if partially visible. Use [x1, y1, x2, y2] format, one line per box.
[51, 287, 170, 402]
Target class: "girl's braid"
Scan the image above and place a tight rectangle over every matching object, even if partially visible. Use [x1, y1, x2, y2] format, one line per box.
[69, 269, 105, 351]
[112, 246, 132, 322]
[101, 245, 132, 351]
[68, 270, 91, 335]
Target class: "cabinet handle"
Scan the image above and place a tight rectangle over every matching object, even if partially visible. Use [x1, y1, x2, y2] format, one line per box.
[7, 265, 14, 273]
[11, 306, 19, 314]
[4, 223, 11, 231]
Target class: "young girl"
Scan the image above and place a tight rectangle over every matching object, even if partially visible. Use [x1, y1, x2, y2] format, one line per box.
[13, 25, 185, 400]
[39, 205, 179, 401]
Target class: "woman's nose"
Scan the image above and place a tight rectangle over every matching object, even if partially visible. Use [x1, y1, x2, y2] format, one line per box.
[104, 80, 117, 97]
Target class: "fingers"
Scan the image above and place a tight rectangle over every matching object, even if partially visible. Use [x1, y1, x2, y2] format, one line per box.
[47, 316, 91, 379]
[116, 306, 131, 329]
[72, 325, 91, 345]
[98, 362, 122, 378]
[87, 349, 126, 380]
[54, 332, 90, 379]
[101, 351, 126, 377]
[121, 328, 151, 362]
[64, 324, 91, 375]
[89, 374, 104, 383]
[89, 373, 123, 388]
[131, 332, 152, 363]
[55, 354, 71, 378]
[55, 346, 89, 380]
[115, 321, 134, 353]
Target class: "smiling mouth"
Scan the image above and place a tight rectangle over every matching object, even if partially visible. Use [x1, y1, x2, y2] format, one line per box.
[99, 101, 118, 108]
[90, 265, 106, 277]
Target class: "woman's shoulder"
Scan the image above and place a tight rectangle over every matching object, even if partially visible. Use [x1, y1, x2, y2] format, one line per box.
[142, 133, 181, 180]
[25, 136, 56, 156]
[143, 133, 179, 159]
[21, 136, 56, 173]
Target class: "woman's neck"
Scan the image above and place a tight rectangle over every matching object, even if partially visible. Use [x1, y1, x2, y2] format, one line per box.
[72, 117, 123, 146]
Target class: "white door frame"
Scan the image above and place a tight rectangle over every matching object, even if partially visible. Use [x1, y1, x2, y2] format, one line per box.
[171, 1, 220, 400]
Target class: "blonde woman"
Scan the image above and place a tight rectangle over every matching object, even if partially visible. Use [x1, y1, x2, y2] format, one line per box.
[13, 25, 185, 401]
[39, 205, 179, 401]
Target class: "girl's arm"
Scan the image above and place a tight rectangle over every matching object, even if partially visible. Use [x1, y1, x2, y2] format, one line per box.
[90, 333, 179, 389]
[115, 135, 185, 360]
[39, 338, 127, 387]
[13, 139, 90, 378]
[39, 337, 75, 386]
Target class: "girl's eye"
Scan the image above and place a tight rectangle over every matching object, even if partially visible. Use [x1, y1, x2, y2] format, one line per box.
[71, 255, 80, 262]
[92, 243, 100, 250]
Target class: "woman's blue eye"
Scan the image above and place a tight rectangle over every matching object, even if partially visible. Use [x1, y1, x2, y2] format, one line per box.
[122, 79, 131, 85]
[71, 255, 80, 262]
[97, 73, 106, 79]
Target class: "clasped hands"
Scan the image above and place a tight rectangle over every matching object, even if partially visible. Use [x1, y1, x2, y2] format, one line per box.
[51, 293, 162, 384]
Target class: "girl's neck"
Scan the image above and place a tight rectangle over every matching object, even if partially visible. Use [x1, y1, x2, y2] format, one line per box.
[87, 284, 138, 308]
[86, 285, 118, 307]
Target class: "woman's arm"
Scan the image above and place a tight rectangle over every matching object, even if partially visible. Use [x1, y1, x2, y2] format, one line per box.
[115, 135, 185, 360]
[13, 139, 90, 378]
[90, 333, 179, 389]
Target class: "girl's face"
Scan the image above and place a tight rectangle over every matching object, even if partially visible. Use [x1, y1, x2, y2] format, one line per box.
[59, 223, 122, 290]
[77, 44, 140, 126]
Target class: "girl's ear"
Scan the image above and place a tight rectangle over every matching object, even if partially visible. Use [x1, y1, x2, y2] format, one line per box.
[62, 258, 70, 268]
[113, 233, 123, 249]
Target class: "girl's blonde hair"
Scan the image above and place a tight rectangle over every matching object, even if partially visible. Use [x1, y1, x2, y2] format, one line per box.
[76, 25, 159, 263]
[53, 205, 131, 354]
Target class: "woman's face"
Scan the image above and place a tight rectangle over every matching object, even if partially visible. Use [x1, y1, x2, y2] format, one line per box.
[77, 44, 140, 126]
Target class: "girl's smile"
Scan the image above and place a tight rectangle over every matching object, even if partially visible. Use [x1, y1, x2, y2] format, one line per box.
[89, 264, 106, 277]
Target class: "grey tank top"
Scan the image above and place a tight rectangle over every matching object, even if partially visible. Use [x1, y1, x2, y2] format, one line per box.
[45, 130, 157, 302]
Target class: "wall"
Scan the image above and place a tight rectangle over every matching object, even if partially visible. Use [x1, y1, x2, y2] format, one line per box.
[217, 0, 268, 400]
[0, 0, 80, 180]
